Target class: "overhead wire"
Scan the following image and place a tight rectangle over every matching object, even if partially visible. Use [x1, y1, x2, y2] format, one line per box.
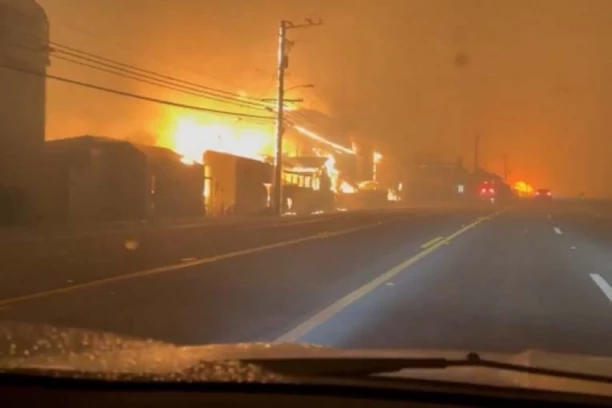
[1, 21, 349, 146]
[2, 24, 272, 111]
[4, 21, 328, 131]
[0, 62, 275, 120]
[0, 25, 275, 120]
[50, 42, 271, 108]
[51, 53, 271, 112]
[43, 2, 250, 91]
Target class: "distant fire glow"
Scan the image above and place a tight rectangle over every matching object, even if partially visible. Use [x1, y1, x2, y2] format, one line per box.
[514, 181, 534, 196]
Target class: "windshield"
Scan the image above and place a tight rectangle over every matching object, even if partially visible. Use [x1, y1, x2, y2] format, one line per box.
[1, 0, 612, 397]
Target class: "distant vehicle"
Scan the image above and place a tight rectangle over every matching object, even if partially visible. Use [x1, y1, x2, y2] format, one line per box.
[534, 188, 552, 200]
[477, 181, 498, 203]
[478, 181, 496, 197]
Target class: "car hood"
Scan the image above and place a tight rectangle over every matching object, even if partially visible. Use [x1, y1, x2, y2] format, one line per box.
[0, 323, 610, 396]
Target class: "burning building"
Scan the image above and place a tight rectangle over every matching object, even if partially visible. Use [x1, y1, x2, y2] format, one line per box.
[202, 151, 271, 216]
[0, 0, 50, 224]
[281, 156, 335, 213]
[135, 144, 204, 219]
[162, 109, 359, 215]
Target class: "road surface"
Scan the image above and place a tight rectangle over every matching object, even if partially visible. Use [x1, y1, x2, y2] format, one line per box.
[1, 201, 611, 358]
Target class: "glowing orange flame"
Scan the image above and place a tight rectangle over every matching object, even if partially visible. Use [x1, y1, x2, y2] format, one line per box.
[514, 181, 534, 196]
[171, 117, 272, 164]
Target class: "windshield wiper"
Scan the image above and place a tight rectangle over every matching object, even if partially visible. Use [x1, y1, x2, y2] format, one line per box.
[243, 352, 612, 385]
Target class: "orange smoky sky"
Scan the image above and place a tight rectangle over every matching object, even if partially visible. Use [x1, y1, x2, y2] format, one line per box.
[38, 0, 612, 196]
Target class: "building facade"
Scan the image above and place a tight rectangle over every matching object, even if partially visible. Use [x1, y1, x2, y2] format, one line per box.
[0, 0, 50, 224]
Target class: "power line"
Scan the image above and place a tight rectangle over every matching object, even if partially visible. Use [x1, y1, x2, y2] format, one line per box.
[2, 24, 271, 109]
[3, 28, 268, 111]
[43, 3, 252, 91]
[51, 53, 270, 112]
[5, 18, 258, 101]
[5, 32, 352, 153]
[51, 42, 270, 107]
[0, 63, 275, 120]
[1, 24, 336, 132]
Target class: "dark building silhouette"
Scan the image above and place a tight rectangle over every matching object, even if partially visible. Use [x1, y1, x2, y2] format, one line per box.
[44, 136, 149, 223]
[135, 144, 204, 219]
[408, 156, 469, 201]
[0, 0, 50, 224]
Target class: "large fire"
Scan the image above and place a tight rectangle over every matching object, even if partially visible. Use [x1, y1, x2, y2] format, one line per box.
[170, 117, 273, 164]
[514, 181, 534, 196]
[158, 108, 357, 168]
[158, 114, 356, 195]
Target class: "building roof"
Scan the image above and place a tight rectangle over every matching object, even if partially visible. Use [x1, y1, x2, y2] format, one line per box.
[132, 143, 182, 161]
[46, 135, 143, 156]
[47, 135, 127, 146]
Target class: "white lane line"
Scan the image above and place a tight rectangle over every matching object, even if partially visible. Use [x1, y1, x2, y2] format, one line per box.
[590, 274, 612, 303]
[554, 227, 562, 235]
[274, 212, 501, 343]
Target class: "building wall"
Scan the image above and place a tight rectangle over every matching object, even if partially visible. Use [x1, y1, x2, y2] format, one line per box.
[0, 0, 50, 224]
[203, 151, 274, 216]
[44, 137, 148, 223]
[139, 147, 204, 219]
[235, 157, 271, 214]
[150, 161, 204, 218]
[203, 151, 237, 216]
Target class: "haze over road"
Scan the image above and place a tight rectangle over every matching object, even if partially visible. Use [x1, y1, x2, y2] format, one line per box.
[1, 201, 611, 357]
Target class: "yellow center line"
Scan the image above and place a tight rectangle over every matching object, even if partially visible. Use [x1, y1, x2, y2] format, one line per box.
[420, 236, 445, 249]
[274, 211, 502, 343]
[0, 219, 402, 308]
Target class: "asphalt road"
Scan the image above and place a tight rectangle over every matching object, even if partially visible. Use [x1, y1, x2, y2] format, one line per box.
[1, 201, 611, 358]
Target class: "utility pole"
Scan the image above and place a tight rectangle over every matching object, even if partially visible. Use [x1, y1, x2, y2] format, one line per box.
[473, 133, 480, 172]
[502, 154, 508, 182]
[272, 18, 323, 215]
